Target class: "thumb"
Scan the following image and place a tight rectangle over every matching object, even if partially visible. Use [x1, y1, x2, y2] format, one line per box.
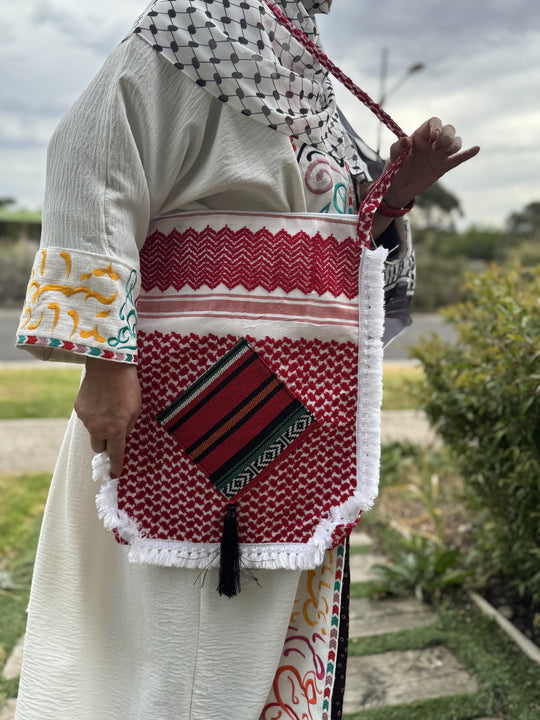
[389, 136, 412, 162]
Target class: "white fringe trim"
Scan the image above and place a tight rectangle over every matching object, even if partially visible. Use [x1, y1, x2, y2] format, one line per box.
[308, 246, 387, 553]
[92, 246, 387, 571]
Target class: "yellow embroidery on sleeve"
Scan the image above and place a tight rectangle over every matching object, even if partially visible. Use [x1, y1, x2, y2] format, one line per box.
[20, 255, 132, 351]
[28, 312, 43, 331]
[80, 326, 107, 343]
[48, 303, 61, 331]
[27, 280, 41, 306]
[40, 250, 47, 276]
[67, 310, 79, 338]
[59, 251, 72, 279]
[20, 307, 32, 329]
[93, 264, 120, 281]
[35, 284, 118, 306]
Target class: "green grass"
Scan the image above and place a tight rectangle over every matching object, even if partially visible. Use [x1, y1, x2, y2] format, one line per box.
[1, 470, 539, 718]
[343, 590, 540, 720]
[344, 692, 489, 720]
[0, 367, 81, 419]
[0, 472, 51, 556]
[0, 208, 41, 223]
[348, 623, 445, 656]
[350, 580, 381, 599]
[0, 364, 420, 421]
[0, 516, 42, 706]
[381, 363, 423, 410]
[441, 604, 540, 719]
[0, 470, 49, 707]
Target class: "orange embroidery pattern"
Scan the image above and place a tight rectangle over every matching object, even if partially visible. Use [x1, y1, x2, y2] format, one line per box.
[21, 250, 121, 348]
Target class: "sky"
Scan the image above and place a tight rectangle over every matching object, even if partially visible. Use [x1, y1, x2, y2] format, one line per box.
[1, 0, 539, 229]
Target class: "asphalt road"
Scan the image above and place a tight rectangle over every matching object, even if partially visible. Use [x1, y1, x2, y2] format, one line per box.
[0, 308, 456, 363]
[383, 312, 457, 361]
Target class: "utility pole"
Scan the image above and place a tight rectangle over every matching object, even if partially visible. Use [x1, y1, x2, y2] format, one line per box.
[376, 48, 425, 154]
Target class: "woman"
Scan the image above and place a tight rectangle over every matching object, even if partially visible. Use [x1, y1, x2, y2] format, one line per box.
[15, 1, 479, 718]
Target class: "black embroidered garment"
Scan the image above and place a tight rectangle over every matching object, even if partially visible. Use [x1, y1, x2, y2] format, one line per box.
[132, 0, 369, 179]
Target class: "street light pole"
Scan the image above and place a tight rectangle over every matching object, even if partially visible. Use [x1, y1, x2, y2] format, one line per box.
[376, 48, 425, 154]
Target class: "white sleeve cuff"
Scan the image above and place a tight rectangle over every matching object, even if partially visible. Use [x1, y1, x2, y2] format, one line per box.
[16, 247, 140, 364]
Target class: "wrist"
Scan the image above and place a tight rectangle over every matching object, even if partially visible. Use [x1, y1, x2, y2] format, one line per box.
[85, 356, 137, 375]
[377, 196, 415, 218]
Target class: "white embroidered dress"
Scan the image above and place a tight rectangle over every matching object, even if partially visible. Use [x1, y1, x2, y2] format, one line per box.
[15, 34, 365, 720]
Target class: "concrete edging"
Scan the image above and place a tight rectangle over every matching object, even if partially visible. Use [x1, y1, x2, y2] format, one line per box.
[469, 590, 540, 666]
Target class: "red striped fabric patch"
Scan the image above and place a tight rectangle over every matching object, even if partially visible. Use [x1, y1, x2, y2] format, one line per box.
[156, 339, 316, 499]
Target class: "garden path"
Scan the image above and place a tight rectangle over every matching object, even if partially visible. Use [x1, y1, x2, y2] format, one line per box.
[1, 413, 497, 718]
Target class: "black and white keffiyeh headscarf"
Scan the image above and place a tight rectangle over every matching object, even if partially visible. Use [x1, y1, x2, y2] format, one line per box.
[133, 0, 368, 177]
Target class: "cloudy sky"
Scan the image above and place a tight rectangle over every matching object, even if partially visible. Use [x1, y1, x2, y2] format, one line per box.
[1, 0, 539, 229]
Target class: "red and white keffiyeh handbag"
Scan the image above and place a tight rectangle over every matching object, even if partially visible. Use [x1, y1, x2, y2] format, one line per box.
[92, 1, 409, 595]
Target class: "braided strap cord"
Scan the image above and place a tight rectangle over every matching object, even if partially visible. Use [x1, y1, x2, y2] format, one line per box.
[263, 0, 410, 249]
[263, 1, 406, 138]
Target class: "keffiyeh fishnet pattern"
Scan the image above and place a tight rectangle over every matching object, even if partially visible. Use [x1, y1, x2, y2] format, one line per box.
[133, 0, 368, 177]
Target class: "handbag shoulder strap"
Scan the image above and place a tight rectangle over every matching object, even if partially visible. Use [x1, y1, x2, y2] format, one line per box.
[264, 1, 410, 248]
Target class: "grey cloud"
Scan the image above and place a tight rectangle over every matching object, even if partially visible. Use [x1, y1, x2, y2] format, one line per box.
[29, 1, 128, 55]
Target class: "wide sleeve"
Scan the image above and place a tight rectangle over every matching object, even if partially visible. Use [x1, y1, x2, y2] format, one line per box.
[16, 35, 211, 364]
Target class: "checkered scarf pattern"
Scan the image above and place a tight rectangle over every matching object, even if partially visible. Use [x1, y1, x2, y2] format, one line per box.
[132, 0, 368, 176]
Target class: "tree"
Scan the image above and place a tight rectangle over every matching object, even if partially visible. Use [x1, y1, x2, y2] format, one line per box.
[413, 182, 463, 232]
[506, 201, 540, 237]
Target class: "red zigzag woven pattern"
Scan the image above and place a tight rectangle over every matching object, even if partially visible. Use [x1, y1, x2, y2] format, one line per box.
[140, 225, 361, 298]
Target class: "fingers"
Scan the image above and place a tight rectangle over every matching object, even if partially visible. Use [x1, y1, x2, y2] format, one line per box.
[74, 360, 142, 480]
[434, 128, 460, 154]
[446, 144, 481, 170]
[88, 433, 126, 478]
[389, 135, 412, 162]
[427, 116, 443, 142]
[106, 434, 127, 479]
[90, 436, 108, 454]
[425, 117, 480, 165]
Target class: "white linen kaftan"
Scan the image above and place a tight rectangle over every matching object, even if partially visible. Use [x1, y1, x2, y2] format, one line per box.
[15, 34, 362, 720]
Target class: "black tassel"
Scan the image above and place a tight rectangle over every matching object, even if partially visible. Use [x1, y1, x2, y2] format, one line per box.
[218, 503, 241, 597]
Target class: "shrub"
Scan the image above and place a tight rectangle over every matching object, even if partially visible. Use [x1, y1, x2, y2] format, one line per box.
[372, 534, 470, 603]
[437, 227, 507, 262]
[411, 264, 540, 604]
[0, 239, 36, 307]
[411, 250, 468, 312]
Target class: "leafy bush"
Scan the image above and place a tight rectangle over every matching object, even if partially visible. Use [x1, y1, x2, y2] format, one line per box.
[411, 264, 540, 604]
[0, 239, 36, 307]
[508, 238, 540, 269]
[372, 534, 470, 603]
[437, 227, 507, 262]
[411, 250, 468, 312]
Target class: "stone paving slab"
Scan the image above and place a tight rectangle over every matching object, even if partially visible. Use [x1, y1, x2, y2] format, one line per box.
[2, 636, 24, 681]
[0, 418, 67, 474]
[381, 409, 439, 447]
[0, 409, 436, 476]
[349, 551, 388, 583]
[343, 646, 478, 712]
[0, 699, 16, 720]
[349, 596, 437, 637]
[349, 531, 374, 548]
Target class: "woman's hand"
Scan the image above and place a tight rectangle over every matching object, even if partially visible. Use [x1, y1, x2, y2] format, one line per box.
[384, 117, 480, 209]
[74, 358, 141, 478]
